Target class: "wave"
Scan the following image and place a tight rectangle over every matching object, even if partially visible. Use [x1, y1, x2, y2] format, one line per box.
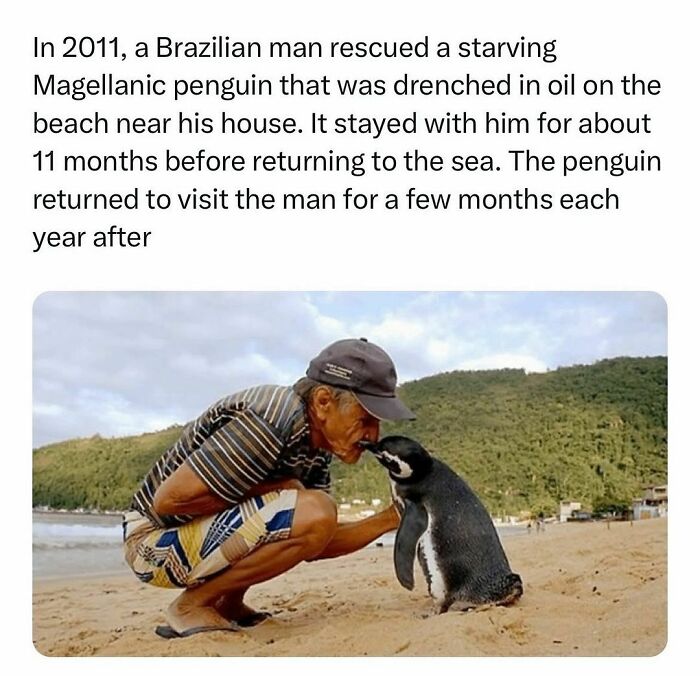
[33, 540, 123, 551]
[33, 522, 122, 549]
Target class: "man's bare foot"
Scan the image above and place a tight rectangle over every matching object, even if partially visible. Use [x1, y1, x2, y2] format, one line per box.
[165, 593, 232, 634]
[216, 592, 271, 626]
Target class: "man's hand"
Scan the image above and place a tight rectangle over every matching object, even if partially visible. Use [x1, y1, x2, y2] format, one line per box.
[242, 477, 305, 499]
[385, 501, 402, 530]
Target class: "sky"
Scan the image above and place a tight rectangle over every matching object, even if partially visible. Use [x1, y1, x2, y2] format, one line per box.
[32, 291, 667, 447]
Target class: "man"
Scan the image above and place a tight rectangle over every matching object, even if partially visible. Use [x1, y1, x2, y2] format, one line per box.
[123, 337, 415, 638]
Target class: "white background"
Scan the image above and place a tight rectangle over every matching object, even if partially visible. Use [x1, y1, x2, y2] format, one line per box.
[3, 0, 697, 671]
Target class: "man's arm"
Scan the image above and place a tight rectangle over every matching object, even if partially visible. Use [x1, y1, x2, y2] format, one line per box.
[153, 463, 230, 517]
[153, 461, 397, 555]
[153, 463, 303, 517]
[312, 504, 401, 560]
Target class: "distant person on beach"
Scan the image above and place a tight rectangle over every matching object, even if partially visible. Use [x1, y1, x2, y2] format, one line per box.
[123, 338, 414, 638]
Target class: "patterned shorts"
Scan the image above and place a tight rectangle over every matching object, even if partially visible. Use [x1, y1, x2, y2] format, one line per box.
[123, 489, 298, 589]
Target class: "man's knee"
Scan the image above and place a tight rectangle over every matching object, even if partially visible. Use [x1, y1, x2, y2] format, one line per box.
[291, 490, 337, 559]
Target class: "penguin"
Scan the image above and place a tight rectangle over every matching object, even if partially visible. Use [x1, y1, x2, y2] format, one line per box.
[362, 435, 523, 613]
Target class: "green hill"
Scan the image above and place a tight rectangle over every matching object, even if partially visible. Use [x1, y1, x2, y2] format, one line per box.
[33, 356, 667, 516]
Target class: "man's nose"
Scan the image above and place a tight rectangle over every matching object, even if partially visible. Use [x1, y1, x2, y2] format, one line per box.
[364, 421, 380, 443]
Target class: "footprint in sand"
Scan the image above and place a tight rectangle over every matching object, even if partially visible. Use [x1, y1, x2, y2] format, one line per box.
[271, 590, 336, 612]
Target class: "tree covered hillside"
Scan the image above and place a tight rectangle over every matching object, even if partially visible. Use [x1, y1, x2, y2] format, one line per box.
[33, 356, 667, 516]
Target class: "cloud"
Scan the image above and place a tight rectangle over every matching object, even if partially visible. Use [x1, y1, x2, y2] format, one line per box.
[32, 291, 667, 446]
[457, 353, 548, 373]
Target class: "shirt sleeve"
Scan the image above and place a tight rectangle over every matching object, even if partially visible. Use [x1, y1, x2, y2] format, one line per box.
[185, 409, 284, 503]
[304, 456, 332, 493]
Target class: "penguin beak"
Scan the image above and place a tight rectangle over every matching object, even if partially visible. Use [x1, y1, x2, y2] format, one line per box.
[357, 440, 379, 453]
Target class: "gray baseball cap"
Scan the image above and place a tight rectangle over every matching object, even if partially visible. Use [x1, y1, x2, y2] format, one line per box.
[306, 338, 416, 421]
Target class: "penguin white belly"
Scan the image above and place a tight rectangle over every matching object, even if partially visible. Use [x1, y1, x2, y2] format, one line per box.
[417, 513, 447, 605]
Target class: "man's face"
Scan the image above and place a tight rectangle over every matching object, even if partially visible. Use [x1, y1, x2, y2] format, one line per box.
[318, 395, 380, 464]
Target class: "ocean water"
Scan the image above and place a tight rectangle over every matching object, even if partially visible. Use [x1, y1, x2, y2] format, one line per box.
[33, 511, 128, 580]
[32, 511, 528, 580]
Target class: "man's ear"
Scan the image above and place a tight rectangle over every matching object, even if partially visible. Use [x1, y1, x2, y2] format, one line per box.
[310, 386, 334, 420]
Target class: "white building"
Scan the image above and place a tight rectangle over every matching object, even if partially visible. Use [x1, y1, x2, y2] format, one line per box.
[559, 500, 582, 523]
[632, 485, 668, 520]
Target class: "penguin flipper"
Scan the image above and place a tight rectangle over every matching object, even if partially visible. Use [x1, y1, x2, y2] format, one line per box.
[393, 501, 429, 590]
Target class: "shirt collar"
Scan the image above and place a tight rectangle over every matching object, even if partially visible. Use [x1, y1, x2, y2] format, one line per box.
[287, 395, 310, 448]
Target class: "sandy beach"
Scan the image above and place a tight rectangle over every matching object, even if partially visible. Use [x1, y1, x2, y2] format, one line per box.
[32, 517, 666, 657]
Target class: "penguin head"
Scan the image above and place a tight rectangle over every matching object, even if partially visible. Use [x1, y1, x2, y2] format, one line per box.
[360, 435, 433, 482]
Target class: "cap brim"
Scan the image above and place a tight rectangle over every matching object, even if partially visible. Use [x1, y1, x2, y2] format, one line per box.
[355, 393, 416, 421]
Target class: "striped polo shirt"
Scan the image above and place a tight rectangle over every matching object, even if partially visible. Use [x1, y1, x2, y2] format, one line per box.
[130, 385, 331, 527]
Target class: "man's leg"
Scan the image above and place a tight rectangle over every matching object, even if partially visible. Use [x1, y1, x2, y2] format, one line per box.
[166, 489, 337, 633]
[214, 497, 401, 624]
[214, 589, 253, 621]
